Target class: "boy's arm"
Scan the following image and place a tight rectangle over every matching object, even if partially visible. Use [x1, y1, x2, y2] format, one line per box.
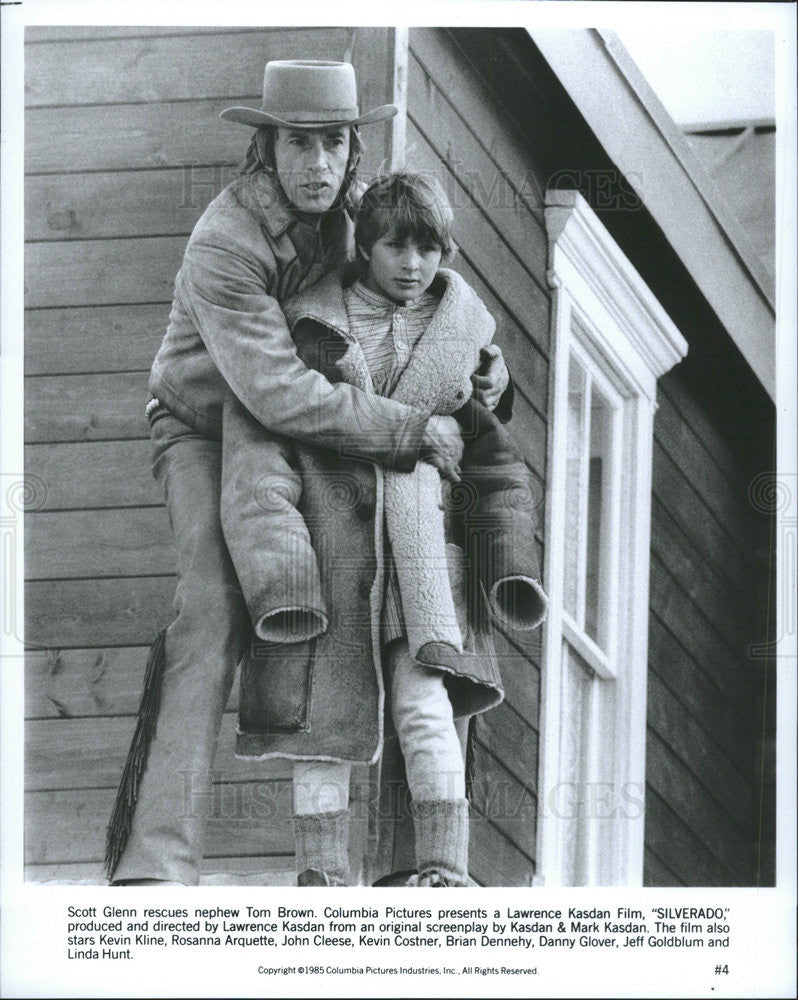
[179, 235, 432, 472]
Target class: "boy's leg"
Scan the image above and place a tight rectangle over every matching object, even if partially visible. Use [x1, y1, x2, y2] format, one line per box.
[110, 413, 251, 885]
[292, 761, 352, 885]
[387, 640, 469, 885]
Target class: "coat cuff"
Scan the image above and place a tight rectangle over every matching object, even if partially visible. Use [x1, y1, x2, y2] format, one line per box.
[393, 408, 432, 472]
[488, 574, 548, 631]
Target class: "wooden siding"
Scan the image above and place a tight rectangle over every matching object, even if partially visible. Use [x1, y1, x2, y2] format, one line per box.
[24, 25, 550, 886]
[23, 25, 396, 885]
[646, 361, 775, 886]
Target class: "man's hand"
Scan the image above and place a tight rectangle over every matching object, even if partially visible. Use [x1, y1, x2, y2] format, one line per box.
[471, 344, 510, 411]
[420, 414, 464, 483]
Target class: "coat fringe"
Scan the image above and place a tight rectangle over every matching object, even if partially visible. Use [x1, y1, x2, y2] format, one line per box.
[464, 714, 477, 803]
[103, 628, 168, 880]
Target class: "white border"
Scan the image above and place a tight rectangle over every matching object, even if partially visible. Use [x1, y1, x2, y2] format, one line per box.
[1, 3, 795, 998]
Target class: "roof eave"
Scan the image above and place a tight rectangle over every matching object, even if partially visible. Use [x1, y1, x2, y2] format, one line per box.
[528, 27, 775, 401]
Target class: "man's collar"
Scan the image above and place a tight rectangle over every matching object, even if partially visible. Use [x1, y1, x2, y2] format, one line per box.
[244, 171, 297, 237]
[282, 270, 350, 337]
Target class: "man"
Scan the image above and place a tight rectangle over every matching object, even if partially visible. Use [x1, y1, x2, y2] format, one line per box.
[105, 59, 509, 886]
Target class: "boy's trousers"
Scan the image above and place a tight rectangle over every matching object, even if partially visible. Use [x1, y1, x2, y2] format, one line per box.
[111, 411, 251, 885]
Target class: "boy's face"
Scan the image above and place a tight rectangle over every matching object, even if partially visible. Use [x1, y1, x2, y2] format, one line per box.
[362, 233, 442, 303]
[274, 126, 350, 214]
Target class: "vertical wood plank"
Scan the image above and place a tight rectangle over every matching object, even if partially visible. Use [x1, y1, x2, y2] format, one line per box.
[350, 28, 397, 181]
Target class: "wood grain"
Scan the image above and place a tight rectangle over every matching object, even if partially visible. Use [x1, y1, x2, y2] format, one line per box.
[25, 714, 292, 791]
[25, 28, 350, 107]
[26, 304, 168, 376]
[23, 635, 540, 726]
[658, 370, 762, 497]
[26, 575, 175, 649]
[25, 771, 533, 883]
[408, 52, 549, 303]
[645, 730, 752, 881]
[649, 552, 752, 713]
[652, 440, 753, 589]
[26, 27, 275, 43]
[453, 251, 550, 418]
[26, 645, 169, 719]
[504, 392, 548, 495]
[647, 671, 752, 822]
[406, 119, 550, 352]
[410, 30, 551, 205]
[25, 784, 295, 864]
[26, 237, 184, 308]
[26, 507, 174, 580]
[648, 615, 751, 774]
[655, 391, 760, 548]
[25, 441, 158, 510]
[491, 628, 540, 724]
[27, 101, 242, 175]
[651, 499, 754, 656]
[478, 698, 537, 779]
[643, 846, 682, 887]
[470, 742, 536, 859]
[644, 789, 738, 886]
[26, 856, 297, 886]
[26, 170, 205, 242]
[468, 810, 535, 886]
[25, 372, 150, 443]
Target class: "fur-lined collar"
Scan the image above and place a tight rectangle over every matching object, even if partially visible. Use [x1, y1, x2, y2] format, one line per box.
[283, 268, 495, 412]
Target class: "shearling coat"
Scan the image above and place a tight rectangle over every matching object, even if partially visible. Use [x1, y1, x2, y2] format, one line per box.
[225, 270, 547, 765]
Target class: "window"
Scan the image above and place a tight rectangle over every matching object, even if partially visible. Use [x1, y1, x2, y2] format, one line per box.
[536, 191, 687, 885]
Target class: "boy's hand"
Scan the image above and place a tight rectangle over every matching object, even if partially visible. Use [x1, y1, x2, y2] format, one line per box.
[420, 415, 464, 483]
[471, 344, 509, 411]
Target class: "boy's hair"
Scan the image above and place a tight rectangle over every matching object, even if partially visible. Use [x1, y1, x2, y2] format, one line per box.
[238, 125, 363, 206]
[355, 172, 456, 269]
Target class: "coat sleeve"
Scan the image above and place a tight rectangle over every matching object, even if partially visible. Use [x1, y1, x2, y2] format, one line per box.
[493, 377, 514, 423]
[472, 347, 514, 423]
[179, 232, 428, 472]
[220, 393, 327, 643]
[456, 399, 547, 631]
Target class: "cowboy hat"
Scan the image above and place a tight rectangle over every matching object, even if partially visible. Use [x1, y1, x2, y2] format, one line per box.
[220, 59, 397, 129]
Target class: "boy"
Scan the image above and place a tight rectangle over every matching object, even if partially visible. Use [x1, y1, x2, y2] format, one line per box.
[223, 173, 547, 886]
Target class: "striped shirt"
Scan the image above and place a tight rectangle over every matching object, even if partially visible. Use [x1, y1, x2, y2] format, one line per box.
[343, 280, 439, 397]
[343, 279, 441, 642]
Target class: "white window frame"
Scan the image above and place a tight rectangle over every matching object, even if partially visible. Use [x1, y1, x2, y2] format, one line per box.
[536, 190, 688, 886]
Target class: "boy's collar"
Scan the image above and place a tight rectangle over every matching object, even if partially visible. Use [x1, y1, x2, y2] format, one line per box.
[349, 273, 446, 310]
[350, 280, 414, 310]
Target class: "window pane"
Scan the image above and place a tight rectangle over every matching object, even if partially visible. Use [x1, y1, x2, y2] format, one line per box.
[585, 383, 613, 645]
[560, 641, 595, 884]
[563, 358, 587, 620]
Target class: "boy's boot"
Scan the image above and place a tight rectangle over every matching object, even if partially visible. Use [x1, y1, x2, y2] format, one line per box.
[292, 809, 351, 886]
[410, 797, 469, 886]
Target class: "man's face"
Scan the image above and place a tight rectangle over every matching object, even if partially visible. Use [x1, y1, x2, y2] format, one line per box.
[273, 126, 350, 214]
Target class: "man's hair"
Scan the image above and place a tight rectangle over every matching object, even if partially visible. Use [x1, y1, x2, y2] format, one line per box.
[238, 125, 363, 207]
[355, 172, 456, 269]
